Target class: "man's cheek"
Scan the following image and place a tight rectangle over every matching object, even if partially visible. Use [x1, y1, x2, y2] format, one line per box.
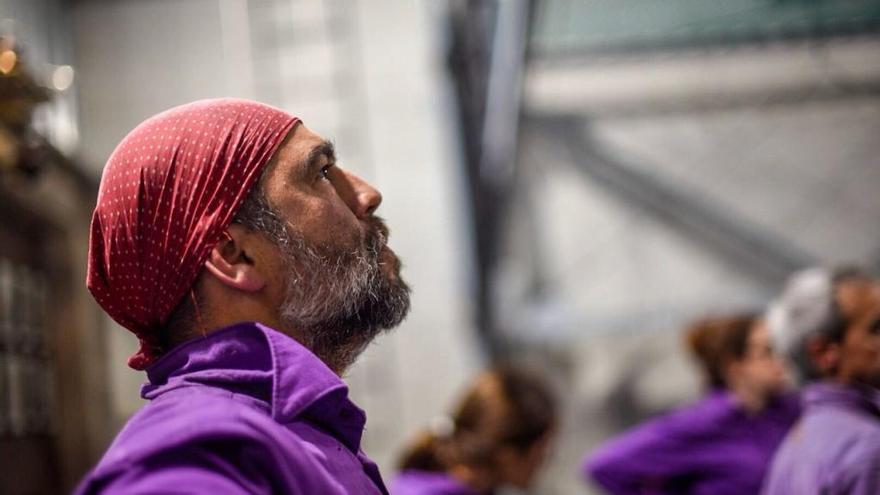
[333, 216, 365, 244]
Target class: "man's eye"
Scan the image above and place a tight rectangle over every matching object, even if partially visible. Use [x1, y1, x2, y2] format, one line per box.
[319, 165, 332, 180]
[869, 318, 880, 335]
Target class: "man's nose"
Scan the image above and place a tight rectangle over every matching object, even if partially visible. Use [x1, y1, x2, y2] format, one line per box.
[339, 168, 382, 218]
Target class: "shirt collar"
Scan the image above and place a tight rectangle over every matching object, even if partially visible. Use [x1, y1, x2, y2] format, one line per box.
[803, 381, 880, 419]
[141, 321, 367, 452]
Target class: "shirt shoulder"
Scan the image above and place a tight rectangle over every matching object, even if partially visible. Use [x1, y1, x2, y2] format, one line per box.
[112, 387, 285, 456]
[765, 407, 880, 495]
[78, 388, 311, 494]
[833, 419, 880, 477]
[808, 404, 880, 449]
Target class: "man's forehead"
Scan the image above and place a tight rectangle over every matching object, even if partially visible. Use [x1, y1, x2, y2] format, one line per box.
[289, 123, 324, 147]
[838, 279, 880, 319]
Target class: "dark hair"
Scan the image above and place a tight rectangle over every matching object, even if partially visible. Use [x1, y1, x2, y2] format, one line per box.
[398, 366, 556, 473]
[685, 313, 759, 389]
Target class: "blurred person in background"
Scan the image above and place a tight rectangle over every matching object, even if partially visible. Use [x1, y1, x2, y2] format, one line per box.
[584, 313, 799, 495]
[762, 268, 880, 495]
[392, 367, 557, 495]
[76, 98, 410, 494]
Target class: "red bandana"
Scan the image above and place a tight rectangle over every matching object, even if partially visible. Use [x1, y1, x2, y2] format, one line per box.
[87, 98, 299, 370]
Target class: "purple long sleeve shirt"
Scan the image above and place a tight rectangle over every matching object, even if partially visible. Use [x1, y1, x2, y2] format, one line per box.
[75, 322, 388, 494]
[391, 470, 480, 495]
[584, 390, 800, 495]
[762, 382, 880, 495]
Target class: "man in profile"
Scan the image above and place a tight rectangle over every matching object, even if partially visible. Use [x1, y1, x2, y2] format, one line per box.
[76, 98, 410, 494]
[763, 268, 880, 495]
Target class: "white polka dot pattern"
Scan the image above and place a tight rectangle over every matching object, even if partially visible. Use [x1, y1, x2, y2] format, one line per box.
[86, 98, 299, 370]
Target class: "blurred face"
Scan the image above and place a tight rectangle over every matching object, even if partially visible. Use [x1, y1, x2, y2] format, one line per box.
[257, 124, 411, 372]
[493, 432, 555, 489]
[833, 279, 880, 388]
[730, 321, 790, 399]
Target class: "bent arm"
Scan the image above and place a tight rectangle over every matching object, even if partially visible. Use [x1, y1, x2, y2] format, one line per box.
[584, 412, 709, 495]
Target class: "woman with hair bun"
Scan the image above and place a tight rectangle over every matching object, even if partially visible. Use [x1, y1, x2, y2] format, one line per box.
[392, 367, 557, 495]
[584, 313, 800, 495]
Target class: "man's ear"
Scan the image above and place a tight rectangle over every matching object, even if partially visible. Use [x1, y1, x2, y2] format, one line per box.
[807, 337, 841, 375]
[203, 225, 266, 292]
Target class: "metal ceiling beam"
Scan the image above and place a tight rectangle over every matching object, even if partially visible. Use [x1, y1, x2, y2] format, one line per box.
[534, 114, 818, 286]
[526, 36, 880, 119]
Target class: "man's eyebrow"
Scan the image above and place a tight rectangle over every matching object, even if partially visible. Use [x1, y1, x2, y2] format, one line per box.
[305, 140, 336, 169]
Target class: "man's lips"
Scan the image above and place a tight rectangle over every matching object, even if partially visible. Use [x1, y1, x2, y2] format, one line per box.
[378, 244, 402, 274]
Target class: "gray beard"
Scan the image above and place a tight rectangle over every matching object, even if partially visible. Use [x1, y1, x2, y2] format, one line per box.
[275, 219, 411, 373]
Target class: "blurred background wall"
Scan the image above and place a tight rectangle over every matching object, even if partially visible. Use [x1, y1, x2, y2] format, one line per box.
[507, 2, 880, 493]
[0, 0, 878, 494]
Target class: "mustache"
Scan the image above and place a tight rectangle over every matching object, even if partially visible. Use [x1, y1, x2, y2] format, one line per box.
[363, 216, 390, 251]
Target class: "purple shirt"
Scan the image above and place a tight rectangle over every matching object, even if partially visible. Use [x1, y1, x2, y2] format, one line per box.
[75, 322, 388, 494]
[762, 382, 880, 495]
[391, 470, 479, 495]
[584, 390, 800, 495]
